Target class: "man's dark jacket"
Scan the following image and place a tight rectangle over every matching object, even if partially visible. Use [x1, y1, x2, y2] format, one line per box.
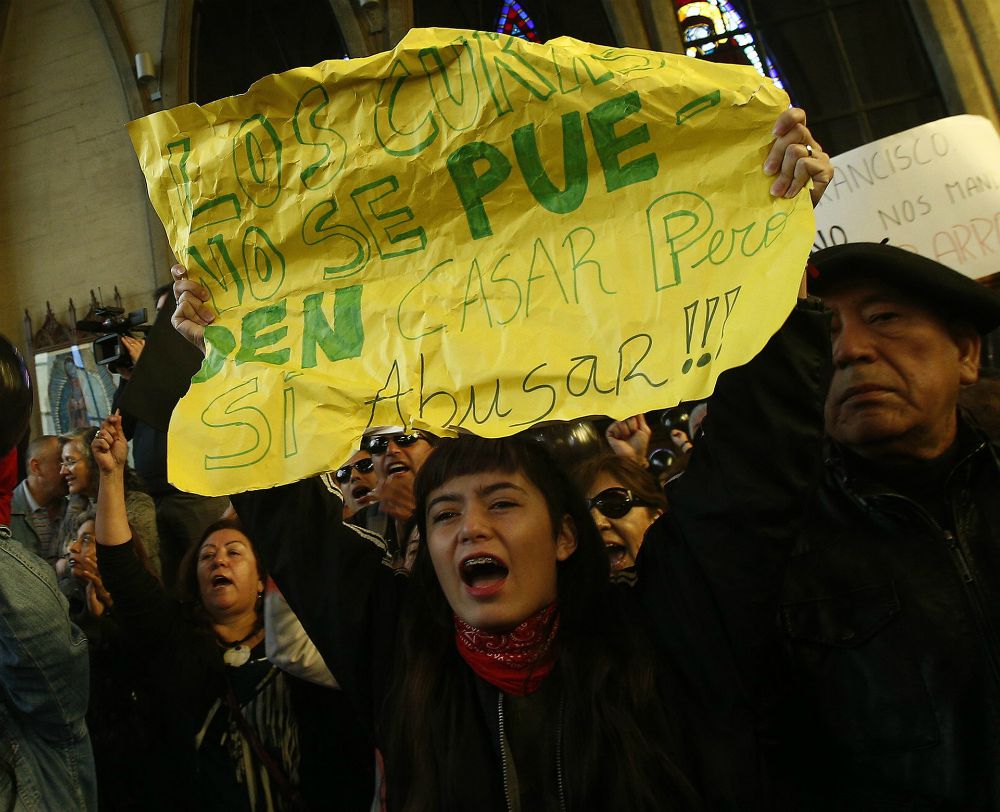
[775, 426, 1000, 810]
[646, 396, 1000, 810]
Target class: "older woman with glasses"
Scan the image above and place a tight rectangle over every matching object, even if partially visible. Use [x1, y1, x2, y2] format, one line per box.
[575, 455, 667, 574]
[57, 426, 161, 577]
[57, 507, 173, 809]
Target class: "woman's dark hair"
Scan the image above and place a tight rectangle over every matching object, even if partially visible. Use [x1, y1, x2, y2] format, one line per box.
[573, 453, 668, 513]
[387, 435, 700, 812]
[175, 517, 266, 611]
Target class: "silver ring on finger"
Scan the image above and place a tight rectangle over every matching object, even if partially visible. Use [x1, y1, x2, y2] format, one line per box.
[805, 144, 813, 158]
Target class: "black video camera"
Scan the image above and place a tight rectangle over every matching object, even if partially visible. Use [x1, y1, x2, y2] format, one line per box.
[76, 307, 150, 372]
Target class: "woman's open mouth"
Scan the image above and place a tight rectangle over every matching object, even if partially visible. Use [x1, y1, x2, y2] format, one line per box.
[351, 484, 372, 501]
[460, 555, 509, 597]
[386, 462, 410, 478]
[605, 543, 628, 571]
[211, 574, 233, 589]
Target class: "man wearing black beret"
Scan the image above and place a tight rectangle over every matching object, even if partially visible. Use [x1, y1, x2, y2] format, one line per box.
[772, 242, 1000, 809]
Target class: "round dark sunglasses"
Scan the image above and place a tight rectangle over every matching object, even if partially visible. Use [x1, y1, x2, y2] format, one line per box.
[586, 487, 654, 519]
[334, 457, 375, 483]
[365, 431, 426, 456]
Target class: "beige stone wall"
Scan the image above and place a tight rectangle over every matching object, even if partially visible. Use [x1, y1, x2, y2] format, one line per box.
[0, 0, 167, 343]
[912, 0, 1000, 129]
[0, 0, 167, 432]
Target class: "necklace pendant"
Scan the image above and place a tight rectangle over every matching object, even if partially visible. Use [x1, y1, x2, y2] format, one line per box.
[224, 645, 251, 667]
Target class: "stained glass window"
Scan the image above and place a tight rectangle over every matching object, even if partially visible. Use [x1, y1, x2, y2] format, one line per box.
[675, 0, 783, 89]
[496, 1, 539, 42]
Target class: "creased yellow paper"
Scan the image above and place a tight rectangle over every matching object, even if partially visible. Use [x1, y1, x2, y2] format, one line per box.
[128, 27, 814, 496]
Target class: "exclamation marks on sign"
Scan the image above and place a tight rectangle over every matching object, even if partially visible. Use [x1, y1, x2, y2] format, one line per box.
[681, 286, 741, 374]
[283, 371, 302, 458]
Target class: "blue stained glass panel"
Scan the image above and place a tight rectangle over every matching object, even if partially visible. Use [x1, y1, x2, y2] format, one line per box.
[496, 1, 539, 42]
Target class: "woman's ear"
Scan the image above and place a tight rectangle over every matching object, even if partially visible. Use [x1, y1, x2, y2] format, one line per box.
[555, 515, 578, 561]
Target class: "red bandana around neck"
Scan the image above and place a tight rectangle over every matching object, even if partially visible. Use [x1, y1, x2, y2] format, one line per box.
[454, 603, 560, 696]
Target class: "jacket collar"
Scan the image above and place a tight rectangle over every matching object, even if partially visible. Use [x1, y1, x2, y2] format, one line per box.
[825, 415, 995, 504]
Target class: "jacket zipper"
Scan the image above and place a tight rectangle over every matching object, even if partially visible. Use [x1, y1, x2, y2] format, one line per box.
[943, 527, 1000, 688]
[944, 531, 974, 583]
[556, 696, 567, 812]
[852, 442, 1000, 688]
[937, 444, 1000, 687]
[868, 495, 1000, 687]
[498, 692, 513, 812]
[497, 691, 568, 812]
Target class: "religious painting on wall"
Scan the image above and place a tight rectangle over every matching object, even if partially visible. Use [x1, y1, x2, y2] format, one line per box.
[34, 344, 117, 435]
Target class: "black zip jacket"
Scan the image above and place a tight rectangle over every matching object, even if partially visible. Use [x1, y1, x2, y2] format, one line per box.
[771, 428, 1000, 810]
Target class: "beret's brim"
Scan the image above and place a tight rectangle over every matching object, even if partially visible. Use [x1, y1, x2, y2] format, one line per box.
[809, 243, 1000, 334]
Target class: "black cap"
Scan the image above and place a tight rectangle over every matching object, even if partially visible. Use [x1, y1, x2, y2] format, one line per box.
[0, 334, 31, 456]
[808, 242, 1000, 335]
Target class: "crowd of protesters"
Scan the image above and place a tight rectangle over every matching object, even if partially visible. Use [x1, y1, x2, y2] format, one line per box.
[3, 100, 1000, 812]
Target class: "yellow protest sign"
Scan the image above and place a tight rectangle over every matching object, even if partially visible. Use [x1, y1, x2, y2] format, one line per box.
[128, 28, 813, 497]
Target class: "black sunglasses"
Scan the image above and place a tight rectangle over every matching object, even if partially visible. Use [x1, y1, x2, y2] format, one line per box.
[365, 431, 426, 456]
[586, 487, 653, 519]
[334, 457, 375, 483]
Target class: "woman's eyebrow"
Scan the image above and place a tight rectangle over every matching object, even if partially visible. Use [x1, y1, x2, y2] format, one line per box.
[427, 492, 459, 511]
[427, 480, 528, 510]
[477, 481, 526, 497]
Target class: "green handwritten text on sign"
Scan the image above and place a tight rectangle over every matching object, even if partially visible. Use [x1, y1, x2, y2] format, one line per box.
[128, 28, 814, 496]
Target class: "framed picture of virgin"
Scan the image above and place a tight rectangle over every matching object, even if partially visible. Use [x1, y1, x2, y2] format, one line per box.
[34, 343, 117, 435]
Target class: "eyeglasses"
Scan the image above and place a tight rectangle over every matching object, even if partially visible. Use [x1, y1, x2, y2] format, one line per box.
[365, 431, 426, 456]
[60, 458, 81, 470]
[334, 457, 375, 483]
[586, 487, 654, 519]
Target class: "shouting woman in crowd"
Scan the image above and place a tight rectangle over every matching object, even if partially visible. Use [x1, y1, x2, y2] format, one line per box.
[92, 418, 374, 811]
[575, 454, 666, 574]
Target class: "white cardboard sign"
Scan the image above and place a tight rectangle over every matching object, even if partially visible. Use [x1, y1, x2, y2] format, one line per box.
[813, 115, 1000, 280]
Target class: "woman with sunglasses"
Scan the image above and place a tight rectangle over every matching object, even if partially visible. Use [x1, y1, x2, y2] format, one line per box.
[365, 428, 436, 565]
[575, 455, 666, 574]
[330, 449, 378, 519]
